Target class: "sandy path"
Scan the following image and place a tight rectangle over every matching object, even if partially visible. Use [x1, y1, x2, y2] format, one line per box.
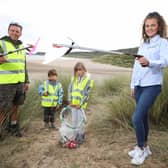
[27, 56, 132, 82]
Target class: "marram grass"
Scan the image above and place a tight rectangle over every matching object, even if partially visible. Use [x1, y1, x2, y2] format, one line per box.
[19, 72, 168, 131]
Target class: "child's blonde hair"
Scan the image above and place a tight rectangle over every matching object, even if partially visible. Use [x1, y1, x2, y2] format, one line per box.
[73, 62, 87, 76]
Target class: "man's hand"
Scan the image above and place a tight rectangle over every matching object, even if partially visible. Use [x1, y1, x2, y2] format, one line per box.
[24, 83, 30, 91]
[27, 44, 34, 49]
[0, 56, 7, 64]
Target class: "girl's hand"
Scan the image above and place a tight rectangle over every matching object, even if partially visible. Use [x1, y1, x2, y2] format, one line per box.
[131, 89, 135, 98]
[137, 57, 149, 67]
[69, 103, 80, 109]
[76, 105, 81, 109]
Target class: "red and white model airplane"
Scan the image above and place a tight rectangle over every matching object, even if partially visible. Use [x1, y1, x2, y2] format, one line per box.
[43, 38, 142, 64]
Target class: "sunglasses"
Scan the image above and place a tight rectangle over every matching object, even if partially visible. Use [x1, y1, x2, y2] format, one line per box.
[147, 12, 159, 17]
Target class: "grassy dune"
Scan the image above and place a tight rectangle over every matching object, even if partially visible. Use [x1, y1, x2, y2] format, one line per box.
[1, 59, 168, 167]
[18, 69, 168, 132]
[4, 72, 167, 167]
[65, 47, 138, 68]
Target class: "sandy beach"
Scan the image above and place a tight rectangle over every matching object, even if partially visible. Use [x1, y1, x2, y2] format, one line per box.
[27, 56, 132, 82]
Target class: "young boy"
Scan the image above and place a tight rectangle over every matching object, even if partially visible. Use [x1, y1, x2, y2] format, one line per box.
[38, 69, 63, 129]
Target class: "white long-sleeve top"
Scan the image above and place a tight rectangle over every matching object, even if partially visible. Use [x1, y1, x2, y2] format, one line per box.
[131, 35, 168, 89]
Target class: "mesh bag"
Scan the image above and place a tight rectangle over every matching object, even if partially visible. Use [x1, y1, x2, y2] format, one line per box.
[59, 106, 86, 144]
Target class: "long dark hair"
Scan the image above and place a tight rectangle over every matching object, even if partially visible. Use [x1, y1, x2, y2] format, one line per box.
[142, 12, 167, 42]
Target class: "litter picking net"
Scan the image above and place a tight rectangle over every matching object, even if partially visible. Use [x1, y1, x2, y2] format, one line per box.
[59, 106, 86, 144]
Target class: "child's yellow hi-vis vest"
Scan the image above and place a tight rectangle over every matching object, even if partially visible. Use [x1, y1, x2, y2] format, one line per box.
[41, 81, 62, 107]
[70, 75, 94, 109]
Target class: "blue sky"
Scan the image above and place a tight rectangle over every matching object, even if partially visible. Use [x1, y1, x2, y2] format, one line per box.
[0, 0, 167, 52]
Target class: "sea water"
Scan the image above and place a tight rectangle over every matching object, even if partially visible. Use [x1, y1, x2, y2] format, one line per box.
[26, 54, 44, 61]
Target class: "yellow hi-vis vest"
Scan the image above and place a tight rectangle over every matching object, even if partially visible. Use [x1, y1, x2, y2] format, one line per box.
[0, 40, 26, 84]
[41, 81, 62, 107]
[70, 75, 94, 109]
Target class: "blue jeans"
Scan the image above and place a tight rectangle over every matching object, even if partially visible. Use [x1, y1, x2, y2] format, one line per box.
[132, 85, 161, 147]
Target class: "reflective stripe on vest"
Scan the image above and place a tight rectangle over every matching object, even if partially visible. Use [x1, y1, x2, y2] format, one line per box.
[71, 76, 92, 108]
[0, 40, 26, 84]
[41, 81, 61, 107]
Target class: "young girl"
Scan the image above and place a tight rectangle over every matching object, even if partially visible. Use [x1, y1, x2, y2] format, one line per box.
[38, 69, 63, 129]
[129, 12, 168, 165]
[68, 62, 94, 144]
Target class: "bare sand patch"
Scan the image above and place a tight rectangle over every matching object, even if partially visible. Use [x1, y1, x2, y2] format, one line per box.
[27, 56, 132, 82]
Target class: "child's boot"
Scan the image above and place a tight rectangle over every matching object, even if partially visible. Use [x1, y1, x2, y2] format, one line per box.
[51, 123, 58, 130]
[44, 122, 49, 129]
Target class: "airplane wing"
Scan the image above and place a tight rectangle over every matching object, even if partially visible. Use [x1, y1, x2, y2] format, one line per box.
[43, 39, 142, 64]
[52, 43, 142, 58]
[28, 38, 40, 56]
[43, 41, 74, 64]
